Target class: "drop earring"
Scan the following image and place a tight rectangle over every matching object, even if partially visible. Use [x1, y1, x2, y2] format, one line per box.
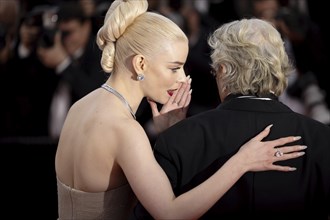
[137, 74, 145, 81]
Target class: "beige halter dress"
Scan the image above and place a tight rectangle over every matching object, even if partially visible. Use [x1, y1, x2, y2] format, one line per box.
[57, 178, 137, 220]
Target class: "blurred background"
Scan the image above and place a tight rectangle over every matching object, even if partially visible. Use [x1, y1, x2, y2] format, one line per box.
[1, 0, 330, 219]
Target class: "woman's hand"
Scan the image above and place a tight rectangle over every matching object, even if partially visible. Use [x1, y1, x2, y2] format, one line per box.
[148, 76, 192, 134]
[237, 124, 307, 172]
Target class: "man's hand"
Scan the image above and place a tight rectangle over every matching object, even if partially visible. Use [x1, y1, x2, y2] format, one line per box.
[37, 31, 68, 68]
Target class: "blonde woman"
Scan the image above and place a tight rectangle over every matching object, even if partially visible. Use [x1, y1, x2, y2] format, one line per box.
[55, 1, 306, 219]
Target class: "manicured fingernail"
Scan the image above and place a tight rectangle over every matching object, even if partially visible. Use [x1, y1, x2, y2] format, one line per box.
[300, 145, 307, 150]
[188, 78, 192, 84]
[189, 89, 192, 94]
[297, 152, 305, 156]
[265, 124, 273, 130]
[289, 167, 297, 171]
[293, 136, 301, 141]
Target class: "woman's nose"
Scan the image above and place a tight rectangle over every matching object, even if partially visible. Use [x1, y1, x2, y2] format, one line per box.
[177, 70, 187, 83]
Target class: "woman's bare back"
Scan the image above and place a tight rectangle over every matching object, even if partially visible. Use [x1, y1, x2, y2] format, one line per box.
[55, 88, 135, 192]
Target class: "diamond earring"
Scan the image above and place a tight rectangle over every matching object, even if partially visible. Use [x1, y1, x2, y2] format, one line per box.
[137, 74, 145, 81]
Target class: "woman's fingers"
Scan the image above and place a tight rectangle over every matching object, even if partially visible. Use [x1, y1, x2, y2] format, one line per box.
[268, 145, 307, 171]
[274, 145, 307, 155]
[173, 83, 187, 106]
[273, 145, 307, 161]
[270, 165, 298, 172]
[270, 147, 306, 172]
[183, 89, 192, 108]
[162, 76, 191, 113]
[148, 98, 160, 117]
[250, 125, 302, 148]
[268, 135, 302, 147]
[250, 124, 273, 141]
[240, 125, 307, 172]
[172, 76, 191, 107]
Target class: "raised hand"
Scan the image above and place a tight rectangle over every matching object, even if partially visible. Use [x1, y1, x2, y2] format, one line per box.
[148, 75, 192, 134]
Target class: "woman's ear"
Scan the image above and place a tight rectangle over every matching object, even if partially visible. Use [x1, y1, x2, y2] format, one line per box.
[132, 54, 146, 73]
[132, 54, 147, 81]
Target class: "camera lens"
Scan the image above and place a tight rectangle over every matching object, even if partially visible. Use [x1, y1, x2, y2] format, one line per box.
[38, 28, 56, 48]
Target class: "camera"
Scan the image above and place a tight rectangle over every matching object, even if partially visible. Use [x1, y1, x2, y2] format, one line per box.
[38, 27, 57, 48]
[24, 5, 58, 48]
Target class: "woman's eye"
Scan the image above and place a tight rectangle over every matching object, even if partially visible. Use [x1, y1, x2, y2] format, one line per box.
[171, 67, 181, 72]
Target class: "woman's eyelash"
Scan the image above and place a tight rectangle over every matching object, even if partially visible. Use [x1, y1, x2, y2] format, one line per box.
[171, 67, 181, 72]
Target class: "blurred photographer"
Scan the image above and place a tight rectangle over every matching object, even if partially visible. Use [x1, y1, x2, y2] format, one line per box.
[0, 0, 19, 64]
[0, 0, 20, 136]
[16, 6, 58, 60]
[0, 4, 58, 137]
[37, 1, 108, 139]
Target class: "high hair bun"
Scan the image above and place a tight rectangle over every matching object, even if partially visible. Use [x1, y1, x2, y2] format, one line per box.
[97, 0, 148, 48]
[96, 0, 148, 73]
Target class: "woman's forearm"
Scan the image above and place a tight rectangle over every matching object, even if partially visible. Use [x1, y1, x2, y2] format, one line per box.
[151, 153, 246, 219]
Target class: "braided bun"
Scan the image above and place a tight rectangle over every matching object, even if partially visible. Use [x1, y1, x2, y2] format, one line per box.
[96, 0, 148, 73]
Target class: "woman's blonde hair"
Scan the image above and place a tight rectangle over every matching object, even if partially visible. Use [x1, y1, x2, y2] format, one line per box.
[96, 0, 187, 73]
[208, 18, 294, 97]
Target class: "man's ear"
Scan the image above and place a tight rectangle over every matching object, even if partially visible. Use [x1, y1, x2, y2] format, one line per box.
[219, 64, 226, 74]
[132, 54, 146, 74]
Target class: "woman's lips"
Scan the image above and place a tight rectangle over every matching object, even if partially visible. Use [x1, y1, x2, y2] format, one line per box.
[167, 89, 176, 96]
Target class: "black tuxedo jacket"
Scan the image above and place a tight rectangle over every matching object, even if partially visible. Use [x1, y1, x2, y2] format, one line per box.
[132, 95, 330, 219]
